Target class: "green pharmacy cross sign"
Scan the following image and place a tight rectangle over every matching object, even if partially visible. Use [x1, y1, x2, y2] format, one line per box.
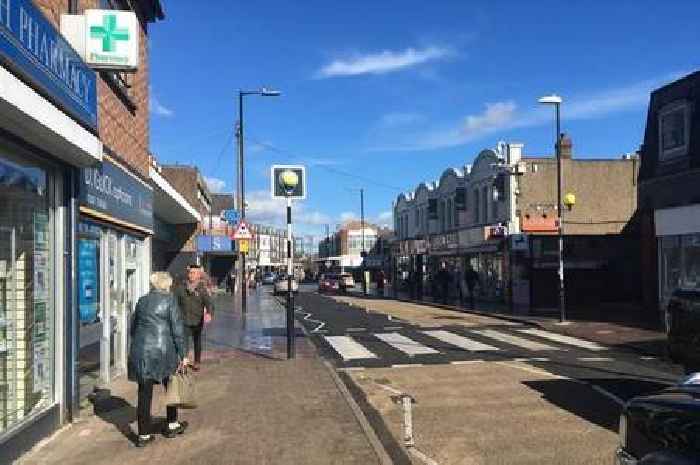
[90, 14, 129, 53]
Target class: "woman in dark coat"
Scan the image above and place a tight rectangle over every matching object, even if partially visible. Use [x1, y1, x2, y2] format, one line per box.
[128, 271, 188, 447]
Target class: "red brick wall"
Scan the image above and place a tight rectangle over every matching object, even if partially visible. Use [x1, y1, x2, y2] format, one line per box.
[35, 0, 151, 179]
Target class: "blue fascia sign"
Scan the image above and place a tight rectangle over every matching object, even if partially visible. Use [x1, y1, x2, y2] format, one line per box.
[197, 235, 233, 253]
[80, 159, 154, 231]
[0, 0, 98, 130]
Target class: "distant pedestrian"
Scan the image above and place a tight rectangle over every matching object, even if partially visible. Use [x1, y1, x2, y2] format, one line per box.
[455, 268, 464, 306]
[128, 272, 188, 447]
[436, 262, 451, 305]
[376, 270, 386, 297]
[175, 265, 214, 372]
[464, 264, 479, 309]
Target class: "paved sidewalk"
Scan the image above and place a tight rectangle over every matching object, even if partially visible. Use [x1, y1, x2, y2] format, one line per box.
[380, 290, 667, 357]
[17, 292, 382, 465]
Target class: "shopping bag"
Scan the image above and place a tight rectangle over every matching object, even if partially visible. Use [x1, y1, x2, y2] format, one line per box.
[203, 309, 212, 325]
[164, 370, 198, 409]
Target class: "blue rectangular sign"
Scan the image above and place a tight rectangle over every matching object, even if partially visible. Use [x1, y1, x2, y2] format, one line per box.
[80, 159, 154, 231]
[223, 209, 239, 224]
[0, 0, 98, 130]
[197, 235, 233, 253]
[78, 238, 99, 323]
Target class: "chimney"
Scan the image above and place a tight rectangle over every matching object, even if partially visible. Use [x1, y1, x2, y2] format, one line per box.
[559, 133, 572, 159]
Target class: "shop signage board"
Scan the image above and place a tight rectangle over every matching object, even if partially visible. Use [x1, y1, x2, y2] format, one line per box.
[0, 0, 98, 129]
[84, 10, 139, 70]
[80, 159, 154, 231]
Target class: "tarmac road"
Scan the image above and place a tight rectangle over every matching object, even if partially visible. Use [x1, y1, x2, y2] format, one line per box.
[290, 289, 684, 465]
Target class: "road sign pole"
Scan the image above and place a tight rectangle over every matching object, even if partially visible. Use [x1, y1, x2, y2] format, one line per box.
[286, 196, 295, 359]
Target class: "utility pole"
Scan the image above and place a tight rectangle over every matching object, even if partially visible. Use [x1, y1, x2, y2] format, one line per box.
[236, 102, 247, 314]
[286, 197, 295, 358]
[361, 188, 366, 296]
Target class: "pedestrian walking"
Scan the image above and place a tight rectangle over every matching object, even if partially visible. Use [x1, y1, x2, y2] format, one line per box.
[174, 265, 214, 372]
[455, 267, 464, 306]
[128, 271, 188, 447]
[436, 262, 451, 305]
[376, 270, 386, 298]
[464, 264, 479, 309]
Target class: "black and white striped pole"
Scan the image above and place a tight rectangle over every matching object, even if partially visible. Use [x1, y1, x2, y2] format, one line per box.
[285, 195, 295, 359]
[272, 165, 306, 360]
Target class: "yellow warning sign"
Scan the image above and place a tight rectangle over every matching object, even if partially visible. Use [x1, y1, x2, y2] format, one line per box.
[239, 239, 249, 254]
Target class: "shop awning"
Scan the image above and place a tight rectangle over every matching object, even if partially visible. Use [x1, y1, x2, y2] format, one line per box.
[150, 167, 201, 224]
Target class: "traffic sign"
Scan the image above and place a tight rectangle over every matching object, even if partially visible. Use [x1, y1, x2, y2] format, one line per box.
[232, 220, 253, 240]
[223, 209, 239, 224]
[239, 239, 249, 254]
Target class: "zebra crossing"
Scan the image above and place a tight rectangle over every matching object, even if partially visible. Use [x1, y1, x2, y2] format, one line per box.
[320, 326, 609, 366]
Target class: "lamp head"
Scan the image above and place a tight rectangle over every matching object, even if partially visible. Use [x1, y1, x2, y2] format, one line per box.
[563, 192, 576, 210]
[279, 169, 299, 195]
[538, 94, 563, 105]
[261, 87, 281, 97]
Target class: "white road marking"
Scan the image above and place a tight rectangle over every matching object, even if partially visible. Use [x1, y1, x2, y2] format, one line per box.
[383, 326, 404, 331]
[591, 385, 625, 406]
[640, 356, 658, 361]
[346, 327, 367, 332]
[578, 357, 614, 362]
[473, 329, 559, 351]
[324, 336, 378, 360]
[337, 367, 365, 372]
[375, 333, 440, 356]
[422, 330, 499, 352]
[450, 360, 484, 365]
[391, 364, 424, 368]
[517, 328, 607, 351]
[513, 357, 551, 362]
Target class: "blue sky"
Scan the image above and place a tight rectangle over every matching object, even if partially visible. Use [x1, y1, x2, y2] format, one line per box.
[149, 0, 700, 235]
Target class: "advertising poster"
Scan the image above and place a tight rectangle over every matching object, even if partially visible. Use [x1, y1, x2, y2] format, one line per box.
[78, 239, 99, 323]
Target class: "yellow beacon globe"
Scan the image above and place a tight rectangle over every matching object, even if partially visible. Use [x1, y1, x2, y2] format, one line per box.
[564, 192, 576, 207]
[280, 170, 299, 189]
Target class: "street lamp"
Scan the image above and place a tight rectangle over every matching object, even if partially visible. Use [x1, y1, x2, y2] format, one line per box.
[346, 188, 367, 295]
[538, 94, 567, 323]
[237, 87, 281, 314]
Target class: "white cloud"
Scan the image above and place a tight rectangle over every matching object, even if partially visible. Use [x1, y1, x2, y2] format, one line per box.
[204, 176, 226, 193]
[245, 190, 331, 229]
[339, 211, 358, 222]
[149, 93, 174, 117]
[462, 101, 517, 137]
[372, 71, 686, 151]
[317, 46, 451, 78]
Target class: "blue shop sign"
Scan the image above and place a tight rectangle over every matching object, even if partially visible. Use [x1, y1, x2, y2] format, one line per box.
[80, 159, 154, 231]
[0, 0, 98, 130]
[197, 235, 233, 253]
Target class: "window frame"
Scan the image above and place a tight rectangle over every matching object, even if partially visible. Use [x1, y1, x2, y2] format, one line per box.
[658, 100, 691, 162]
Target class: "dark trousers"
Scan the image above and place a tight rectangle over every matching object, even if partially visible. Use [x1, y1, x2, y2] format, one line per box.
[185, 324, 203, 363]
[137, 379, 177, 436]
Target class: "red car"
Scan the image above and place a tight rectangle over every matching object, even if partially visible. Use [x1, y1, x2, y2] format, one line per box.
[318, 274, 342, 294]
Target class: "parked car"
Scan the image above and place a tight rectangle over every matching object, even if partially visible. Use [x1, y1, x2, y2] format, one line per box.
[666, 288, 700, 373]
[318, 274, 341, 294]
[262, 272, 276, 285]
[339, 273, 355, 290]
[273, 275, 298, 295]
[615, 374, 700, 464]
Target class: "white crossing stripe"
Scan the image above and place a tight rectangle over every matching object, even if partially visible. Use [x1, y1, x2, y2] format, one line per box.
[473, 329, 559, 351]
[324, 336, 377, 360]
[375, 333, 440, 356]
[517, 328, 607, 351]
[422, 330, 499, 352]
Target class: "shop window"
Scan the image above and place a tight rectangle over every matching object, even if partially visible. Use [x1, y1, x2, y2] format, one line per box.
[658, 101, 690, 162]
[681, 234, 700, 290]
[0, 146, 54, 435]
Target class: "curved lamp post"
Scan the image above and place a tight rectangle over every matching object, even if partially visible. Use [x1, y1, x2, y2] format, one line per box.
[237, 87, 280, 314]
[538, 94, 567, 323]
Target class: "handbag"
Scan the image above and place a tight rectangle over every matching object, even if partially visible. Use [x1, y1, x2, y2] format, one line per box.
[164, 369, 198, 409]
[203, 309, 212, 324]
